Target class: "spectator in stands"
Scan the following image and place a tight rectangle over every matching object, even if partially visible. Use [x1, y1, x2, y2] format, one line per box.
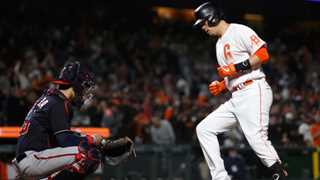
[310, 117, 320, 147]
[0, 7, 319, 149]
[224, 147, 249, 180]
[150, 116, 176, 145]
[100, 100, 122, 137]
[298, 115, 313, 146]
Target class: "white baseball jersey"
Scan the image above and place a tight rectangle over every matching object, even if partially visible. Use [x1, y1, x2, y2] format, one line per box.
[215, 23, 266, 90]
[196, 23, 282, 180]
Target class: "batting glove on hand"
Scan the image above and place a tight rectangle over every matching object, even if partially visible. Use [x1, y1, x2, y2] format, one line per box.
[217, 64, 237, 78]
[209, 80, 226, 96]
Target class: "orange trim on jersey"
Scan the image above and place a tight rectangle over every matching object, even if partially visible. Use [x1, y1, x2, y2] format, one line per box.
[255, 47, 269, 64]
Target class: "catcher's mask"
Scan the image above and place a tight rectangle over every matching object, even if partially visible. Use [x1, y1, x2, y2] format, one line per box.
[52, 61, 96, 108]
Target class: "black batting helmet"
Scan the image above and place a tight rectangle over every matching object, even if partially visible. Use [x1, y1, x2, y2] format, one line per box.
[193, 2, 223, 28]
[53, 61, 95, 107]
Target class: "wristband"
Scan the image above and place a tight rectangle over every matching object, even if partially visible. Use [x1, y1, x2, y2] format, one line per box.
[234, 59, 251, 72]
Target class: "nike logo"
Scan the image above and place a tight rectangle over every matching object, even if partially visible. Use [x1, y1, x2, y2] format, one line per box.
[272, 173, 280, 180]
[222, 67, 230, 72]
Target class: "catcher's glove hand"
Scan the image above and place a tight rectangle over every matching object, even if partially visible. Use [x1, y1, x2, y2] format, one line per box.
[100, 136, 136, 166]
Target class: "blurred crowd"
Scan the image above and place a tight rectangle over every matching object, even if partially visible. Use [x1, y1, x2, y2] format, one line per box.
[0, 15, 319, 150]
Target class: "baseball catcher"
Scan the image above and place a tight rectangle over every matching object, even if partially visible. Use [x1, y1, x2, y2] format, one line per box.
[12, 61, 136, 180]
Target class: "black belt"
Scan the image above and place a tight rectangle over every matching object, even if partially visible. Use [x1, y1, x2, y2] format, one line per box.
[16, 152, 27, 163]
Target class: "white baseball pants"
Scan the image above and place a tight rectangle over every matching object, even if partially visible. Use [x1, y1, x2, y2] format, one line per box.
[196, 78, 281, 180]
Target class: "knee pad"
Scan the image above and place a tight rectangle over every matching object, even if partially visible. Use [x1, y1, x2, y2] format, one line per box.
[74, 145, 102, 174]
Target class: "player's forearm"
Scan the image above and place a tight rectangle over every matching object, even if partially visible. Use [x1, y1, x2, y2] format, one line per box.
[217, 47, 270, 78]
[234, 47, 269, 72]
[248, 54, 263, 70]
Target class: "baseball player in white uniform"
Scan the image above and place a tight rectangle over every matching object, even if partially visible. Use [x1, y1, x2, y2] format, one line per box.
[193, 2, 288, 180]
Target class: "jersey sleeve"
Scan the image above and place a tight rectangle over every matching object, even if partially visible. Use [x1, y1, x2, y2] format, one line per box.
[55, 131, 85, 147]
[238, 25, 266, 55]
[49, 101, 71, 135]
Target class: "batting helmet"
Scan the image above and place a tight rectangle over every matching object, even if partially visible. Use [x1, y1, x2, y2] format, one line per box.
[193, 2, 223, 28]
[53, 61, 95, 107]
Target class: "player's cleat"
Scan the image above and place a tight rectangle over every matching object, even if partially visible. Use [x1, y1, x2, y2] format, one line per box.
[269, 162, 288, 180]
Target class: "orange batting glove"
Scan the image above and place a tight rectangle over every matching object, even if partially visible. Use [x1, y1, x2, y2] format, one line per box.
[217, 64, 237, 78]
[208, 80, 226, 96]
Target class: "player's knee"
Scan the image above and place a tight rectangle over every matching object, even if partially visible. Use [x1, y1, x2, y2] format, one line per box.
[196, 122, 203, 135]
[196, 120, 208, 136]
[196, 117, 219, 139]
[73, 147, 101, 174]
[22, 164, 48, 178]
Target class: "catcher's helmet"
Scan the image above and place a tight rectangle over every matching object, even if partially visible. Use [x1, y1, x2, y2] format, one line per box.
[193, 2, 223, 28]
[53, 61, 95, 107]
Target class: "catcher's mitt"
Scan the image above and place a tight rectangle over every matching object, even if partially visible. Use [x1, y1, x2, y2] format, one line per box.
[100, 136, 136, 166]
